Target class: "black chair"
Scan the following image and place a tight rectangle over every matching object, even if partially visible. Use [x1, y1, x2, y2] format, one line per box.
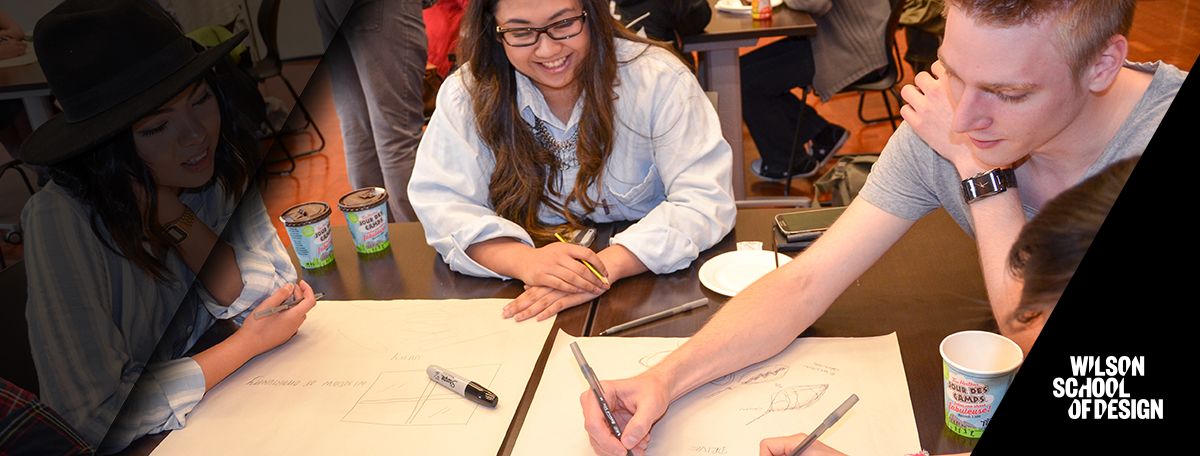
[845, 0, 907, 128]
[256, 0, 325, 175]
[1, 160, 36, 269]
[0, 260, 38, 397]
[781, 0, 908, 195]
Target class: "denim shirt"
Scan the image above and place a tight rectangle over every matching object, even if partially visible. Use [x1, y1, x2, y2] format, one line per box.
[22, 181, 296, 453]
[409, 38, 735, 278]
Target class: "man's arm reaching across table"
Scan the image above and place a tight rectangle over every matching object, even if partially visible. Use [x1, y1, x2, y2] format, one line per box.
[580, 199, 918, 456]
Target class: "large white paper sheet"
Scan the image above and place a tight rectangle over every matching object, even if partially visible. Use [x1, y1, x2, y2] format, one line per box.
[512, 331, 920, 456]
[154, 299, 554, 455]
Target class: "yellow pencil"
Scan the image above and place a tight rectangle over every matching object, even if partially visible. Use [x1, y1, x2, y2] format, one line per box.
[555, 232, 610, 285]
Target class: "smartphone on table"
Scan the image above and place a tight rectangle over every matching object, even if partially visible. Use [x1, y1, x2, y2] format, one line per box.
[774, 206, 847, 242]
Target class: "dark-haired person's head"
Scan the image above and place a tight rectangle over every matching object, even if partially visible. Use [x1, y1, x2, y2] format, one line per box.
[22, 0, 259, 281]
[456, 0, 682, 243]
[1004, 155, 1139, 355]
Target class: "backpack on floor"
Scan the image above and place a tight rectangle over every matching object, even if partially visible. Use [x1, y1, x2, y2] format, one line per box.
[811, 153, 879, 208]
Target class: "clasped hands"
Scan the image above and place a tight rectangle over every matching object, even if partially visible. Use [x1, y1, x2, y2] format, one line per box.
[502, 241, 613, 322]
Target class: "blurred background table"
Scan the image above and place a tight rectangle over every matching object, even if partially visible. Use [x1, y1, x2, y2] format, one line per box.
[681, 1, 818, 200]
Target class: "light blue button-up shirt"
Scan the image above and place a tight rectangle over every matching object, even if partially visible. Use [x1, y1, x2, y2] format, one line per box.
[22, 180, 295, 453]
[409, 38, 736, 277]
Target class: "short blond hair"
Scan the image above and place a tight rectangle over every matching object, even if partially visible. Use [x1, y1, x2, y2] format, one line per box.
[946, 0, 1136, 80]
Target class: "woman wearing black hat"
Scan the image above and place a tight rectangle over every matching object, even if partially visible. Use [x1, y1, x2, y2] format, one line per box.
[19, 0, 315, 452]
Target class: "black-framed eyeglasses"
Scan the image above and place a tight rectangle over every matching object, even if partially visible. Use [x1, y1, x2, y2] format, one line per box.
[496, 12, 588, 47]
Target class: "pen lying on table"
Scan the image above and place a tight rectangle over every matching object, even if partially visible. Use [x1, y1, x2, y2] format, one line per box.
[252, 292, 325, 319]
[598, 297, 709, 336]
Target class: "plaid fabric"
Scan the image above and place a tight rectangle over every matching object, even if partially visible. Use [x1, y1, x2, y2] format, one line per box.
[0, 378, 94, 456]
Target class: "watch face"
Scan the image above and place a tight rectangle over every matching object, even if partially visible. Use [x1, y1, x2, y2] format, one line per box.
[166, 225, 188, 244]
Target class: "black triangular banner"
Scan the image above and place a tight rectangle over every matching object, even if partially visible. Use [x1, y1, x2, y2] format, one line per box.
[973, 54, 1199, 454]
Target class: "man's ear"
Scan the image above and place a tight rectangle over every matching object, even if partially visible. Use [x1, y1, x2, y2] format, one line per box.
[1083, 34, 1128, 93]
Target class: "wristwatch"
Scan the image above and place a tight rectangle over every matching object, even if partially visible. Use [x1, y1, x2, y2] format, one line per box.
[961, 168, 1017, 204]
[163, 205, 196, 245]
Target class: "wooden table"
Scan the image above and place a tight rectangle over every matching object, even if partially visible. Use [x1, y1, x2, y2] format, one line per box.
[0, 56, 54, 129]
[127, 208, 992, 455]
[291, 221, 597, 456]
[681, 1, 818, 200]
[588, 207, 996, 454]
[121, 220, 595, 456]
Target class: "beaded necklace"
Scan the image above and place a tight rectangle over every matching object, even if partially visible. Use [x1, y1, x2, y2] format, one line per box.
[532, 117, 580, 171]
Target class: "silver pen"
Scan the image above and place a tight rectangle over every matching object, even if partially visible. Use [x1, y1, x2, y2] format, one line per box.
[598, 298, 709, 336]
[571, 342, 633, 456]
[787, 394, 859, 456]
[252, 292, 325, 319]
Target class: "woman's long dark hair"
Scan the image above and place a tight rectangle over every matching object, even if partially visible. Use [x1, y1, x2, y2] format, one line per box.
[42, 61, 266, 282]
[459, 0, 685, 244]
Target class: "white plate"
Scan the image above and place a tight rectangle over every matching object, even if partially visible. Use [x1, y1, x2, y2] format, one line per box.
[714, 0, 784, 14]
[699, 250, 791, 296]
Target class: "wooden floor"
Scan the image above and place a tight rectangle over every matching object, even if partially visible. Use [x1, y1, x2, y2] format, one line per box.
[3, 0, 1198, 265]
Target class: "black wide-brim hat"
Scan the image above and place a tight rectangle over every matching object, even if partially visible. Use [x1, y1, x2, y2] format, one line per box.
[21, 0, 250, 166]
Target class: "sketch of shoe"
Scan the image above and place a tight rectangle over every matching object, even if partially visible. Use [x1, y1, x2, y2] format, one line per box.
[746, 384, 828, 425]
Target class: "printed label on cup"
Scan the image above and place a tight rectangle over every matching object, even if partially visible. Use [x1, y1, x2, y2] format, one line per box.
[940, 331, 1023, 438]
[338, 188, 390, 255]
[281, 202, 335, 269]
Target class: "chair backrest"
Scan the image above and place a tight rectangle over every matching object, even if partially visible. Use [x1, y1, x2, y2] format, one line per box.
[0, 260, 38, 397]
[256, 0, 283, 63]
[886, 0, 909, 81]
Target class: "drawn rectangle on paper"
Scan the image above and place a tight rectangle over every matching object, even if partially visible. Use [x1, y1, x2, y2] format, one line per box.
[153, 299, 554, 456]
[511, 331, 920, 456]
[342, 364, 500, 426]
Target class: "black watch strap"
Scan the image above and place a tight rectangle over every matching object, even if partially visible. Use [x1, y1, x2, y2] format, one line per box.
[961, 168, 1018, 204]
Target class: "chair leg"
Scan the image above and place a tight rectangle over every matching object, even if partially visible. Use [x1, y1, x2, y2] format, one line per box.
[280, 74, 326, 155]
[259, 103, 297, 176]
[889, 87, 904, 130]
[266, 134, 296, 176]
[264, 73, 326, 174]
[857, 89, 904, 129]
[783, 90, 809, 196]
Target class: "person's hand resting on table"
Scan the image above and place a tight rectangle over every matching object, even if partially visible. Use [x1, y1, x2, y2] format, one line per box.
[503, 243, 648, 321]
[0, 8, 27, 59]
[0, 37, 26, 59]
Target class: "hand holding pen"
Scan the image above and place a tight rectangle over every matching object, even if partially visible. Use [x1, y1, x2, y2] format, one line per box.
[579, 370, 668, 456]
[501, 230, 610, 321]
[760, 394, 858, 456]
[237, 280, 319, 355]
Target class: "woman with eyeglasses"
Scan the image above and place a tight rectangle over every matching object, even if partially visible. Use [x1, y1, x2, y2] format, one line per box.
[409, 0, 735, 322]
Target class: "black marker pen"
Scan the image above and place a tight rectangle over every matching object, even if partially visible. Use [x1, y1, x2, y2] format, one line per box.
[426, 365, 499, 408]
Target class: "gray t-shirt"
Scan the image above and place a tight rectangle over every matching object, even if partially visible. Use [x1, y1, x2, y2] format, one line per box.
[858, 61, 1187, 237]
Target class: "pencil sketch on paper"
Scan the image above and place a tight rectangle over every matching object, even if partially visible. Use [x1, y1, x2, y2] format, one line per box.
[334, 301, 508, 353]
[637, 341, 686, 368]
[705, 364, 790, 399]
[746, 384, 828, 425]
[342, 364, 500, 426]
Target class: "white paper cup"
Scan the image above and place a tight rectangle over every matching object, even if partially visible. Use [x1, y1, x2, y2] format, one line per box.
[940, 330, 1023, 438]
